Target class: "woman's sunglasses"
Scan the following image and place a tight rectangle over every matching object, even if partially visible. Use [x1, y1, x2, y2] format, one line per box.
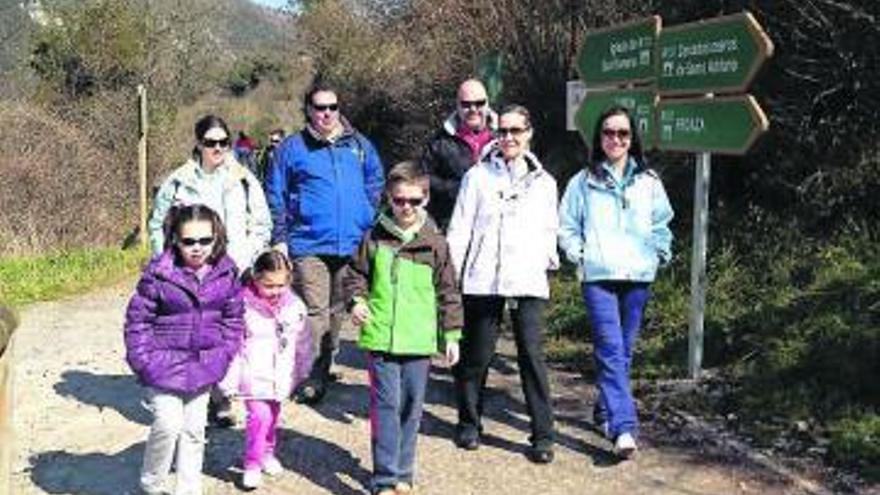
[202, 138, 230, 149]
[179, 236, 214, 247]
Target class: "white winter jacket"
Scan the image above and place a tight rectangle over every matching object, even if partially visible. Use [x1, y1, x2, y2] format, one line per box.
[219, 284, 312, 401]
[446, 148, 559, 299]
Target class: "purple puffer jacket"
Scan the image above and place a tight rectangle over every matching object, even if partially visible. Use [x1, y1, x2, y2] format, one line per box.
[124, 251, 244, 394]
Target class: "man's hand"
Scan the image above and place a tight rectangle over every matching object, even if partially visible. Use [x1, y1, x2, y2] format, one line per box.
[445, 342, 460, 367]
[351, 302, 371, 327]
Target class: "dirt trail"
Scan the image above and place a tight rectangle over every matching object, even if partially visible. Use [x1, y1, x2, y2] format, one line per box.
[10, 282, 822, 494]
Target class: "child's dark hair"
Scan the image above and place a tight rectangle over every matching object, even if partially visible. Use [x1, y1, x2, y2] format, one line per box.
[385, 160, 429, 195]
[242, 250, 292, 284]
[163, 204, 228, 264]
[589, 105, 646, 177]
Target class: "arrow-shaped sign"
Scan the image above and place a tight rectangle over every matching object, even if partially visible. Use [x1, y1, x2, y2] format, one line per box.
[576, 16, 661, 88]
[656, 95, 769, 155]
[575, 88, 657, 149]
[658, 12, 774, 96]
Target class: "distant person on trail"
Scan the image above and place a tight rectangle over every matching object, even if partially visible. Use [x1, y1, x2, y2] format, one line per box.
[446, 104, 559, 464]
[256, 128, 285, 183]
[558, 105, 674, 459]
[218, 250, 312, 490]
[420, 78, 498, 230]
[344, 161, 462, 495]
[265, 81, 385, 405]
[234, 130, 259, 176]
[125, 204, 244, 495]
[148, 114, 272, 429]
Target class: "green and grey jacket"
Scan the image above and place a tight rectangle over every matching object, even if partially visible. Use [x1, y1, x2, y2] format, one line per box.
[345, 212, 463, 356]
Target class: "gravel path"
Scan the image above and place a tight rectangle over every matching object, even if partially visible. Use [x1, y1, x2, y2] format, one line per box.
[10, 282, 821, 494]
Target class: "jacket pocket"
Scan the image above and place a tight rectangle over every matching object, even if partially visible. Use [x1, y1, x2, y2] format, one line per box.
[466, 234, 486, 276]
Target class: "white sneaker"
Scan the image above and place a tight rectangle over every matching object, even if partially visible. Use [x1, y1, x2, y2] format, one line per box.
[242, 468, 263, 489]
[262, 456, 283, 476]
[614, 432, 638, 459]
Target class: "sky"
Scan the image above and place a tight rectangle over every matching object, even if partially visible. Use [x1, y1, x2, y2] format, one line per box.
[249, 0, 289, 8]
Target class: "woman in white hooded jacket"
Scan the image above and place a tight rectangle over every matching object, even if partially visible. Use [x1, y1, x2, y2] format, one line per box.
[446, 104, 558, 463]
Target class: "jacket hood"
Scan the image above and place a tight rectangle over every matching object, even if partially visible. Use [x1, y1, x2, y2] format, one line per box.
[441, 109, 499, 137]
[242, 282, 294, 317]
[481, 146, 545, 175]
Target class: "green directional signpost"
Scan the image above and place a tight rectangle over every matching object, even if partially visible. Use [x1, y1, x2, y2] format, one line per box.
[657, 95, 769, 154]
[572, 10, 774, 379]
[658, 12, 774, 95]
[576, 16, 660, 88]
[575, 88, 657, 148]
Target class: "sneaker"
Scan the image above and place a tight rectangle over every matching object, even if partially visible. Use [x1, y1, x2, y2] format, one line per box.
[394, 481, 414, 493]
[242, 468, 262, 489]
[262, 456, 283, 476]
[614, 432, 638, 459]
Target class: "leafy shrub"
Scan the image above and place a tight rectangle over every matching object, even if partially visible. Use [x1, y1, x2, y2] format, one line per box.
[829, 413, 880, 482]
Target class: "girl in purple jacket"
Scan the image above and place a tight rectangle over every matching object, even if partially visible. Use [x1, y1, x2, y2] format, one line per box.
[125, 204, 244, 495]
[218, 250, 312, 489]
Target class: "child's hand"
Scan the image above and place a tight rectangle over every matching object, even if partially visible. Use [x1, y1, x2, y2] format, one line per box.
[445, 342, 460, 367]
[351, 302, 371, 327]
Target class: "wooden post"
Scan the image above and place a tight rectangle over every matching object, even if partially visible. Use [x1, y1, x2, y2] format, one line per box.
[0, 305, 18, 495]
[138, 84, 149, 247]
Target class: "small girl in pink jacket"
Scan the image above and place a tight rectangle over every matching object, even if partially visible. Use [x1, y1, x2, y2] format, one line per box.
[219, 250, 312, 489]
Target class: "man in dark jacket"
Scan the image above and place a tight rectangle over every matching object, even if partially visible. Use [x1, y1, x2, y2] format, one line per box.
[265, 82, 384, 403]
[420, 79, 497, 230]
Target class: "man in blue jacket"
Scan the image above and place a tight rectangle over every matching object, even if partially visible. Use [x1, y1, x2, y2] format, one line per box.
[265, 82, 384, 403]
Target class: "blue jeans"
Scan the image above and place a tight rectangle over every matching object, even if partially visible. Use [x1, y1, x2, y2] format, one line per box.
[366, 352, 430, 492]
[582, 282, 651, 438]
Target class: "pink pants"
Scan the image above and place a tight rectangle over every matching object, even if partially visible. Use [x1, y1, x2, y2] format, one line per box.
[244, 400, 281, 470]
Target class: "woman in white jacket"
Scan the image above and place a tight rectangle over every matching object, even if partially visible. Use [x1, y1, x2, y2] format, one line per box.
[446, 104, 558, 464]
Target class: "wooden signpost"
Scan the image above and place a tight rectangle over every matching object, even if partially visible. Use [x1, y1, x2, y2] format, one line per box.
[572, 11, 774, 378]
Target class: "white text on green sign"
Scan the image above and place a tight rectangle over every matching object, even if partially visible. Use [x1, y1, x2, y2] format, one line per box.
[656, 95, 769, 155]
[576, 16, 660, 88]
[658, 12, 774, 96]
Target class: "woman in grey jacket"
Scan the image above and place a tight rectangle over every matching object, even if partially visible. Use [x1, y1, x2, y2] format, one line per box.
[446, 104, 558, 463]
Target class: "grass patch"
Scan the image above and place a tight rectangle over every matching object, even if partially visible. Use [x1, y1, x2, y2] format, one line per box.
[0, 246, 148, 307]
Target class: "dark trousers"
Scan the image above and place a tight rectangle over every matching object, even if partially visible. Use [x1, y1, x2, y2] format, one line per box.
[292, 255, 348, 382]
[367, 352, 430, 491]
[582, 281, 651, 438]
[453, 295, 555, 447]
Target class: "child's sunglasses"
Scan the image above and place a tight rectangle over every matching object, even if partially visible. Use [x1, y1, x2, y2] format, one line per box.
[391, 196, 425, 207]
[179, 236, 214, 247]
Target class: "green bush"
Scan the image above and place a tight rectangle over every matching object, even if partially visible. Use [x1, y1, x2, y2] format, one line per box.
[829, 413, 880, 482]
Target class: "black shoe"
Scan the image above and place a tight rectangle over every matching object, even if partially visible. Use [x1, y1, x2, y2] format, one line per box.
[293, 379, 326, 405]
[455, 430, 480, 450]
[207, 398, 236, 428]
[528, 445, 554, 464]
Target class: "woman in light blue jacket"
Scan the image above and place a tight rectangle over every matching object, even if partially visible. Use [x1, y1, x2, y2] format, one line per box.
[558, 106, 673, 459]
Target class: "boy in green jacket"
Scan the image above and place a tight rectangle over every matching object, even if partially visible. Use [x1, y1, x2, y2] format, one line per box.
[345, 160, 463, 495]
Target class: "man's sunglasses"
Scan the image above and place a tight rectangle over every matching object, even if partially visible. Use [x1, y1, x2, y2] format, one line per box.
[179, 236, 214, 247]
[202, 138, 230, 149]
[459, 99, 487, 110]
[391, 196, 425, 207]
[312, 103, 339, 112]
